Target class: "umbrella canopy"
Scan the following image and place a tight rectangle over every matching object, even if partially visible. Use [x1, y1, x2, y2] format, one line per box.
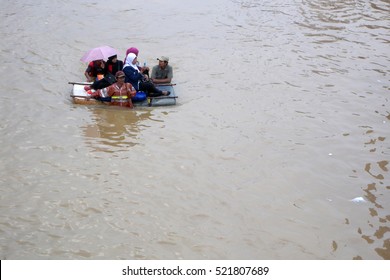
[80, 46, 118, 63]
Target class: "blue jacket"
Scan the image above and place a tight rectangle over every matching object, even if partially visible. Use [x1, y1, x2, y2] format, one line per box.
[123, 66, 143, 91]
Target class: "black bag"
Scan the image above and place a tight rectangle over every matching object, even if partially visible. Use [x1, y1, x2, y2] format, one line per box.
[104, 73, 116, 85]
[91, 73, 116, 90]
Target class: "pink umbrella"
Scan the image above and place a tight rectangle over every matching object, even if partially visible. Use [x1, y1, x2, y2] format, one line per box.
[80, 46, 118, 63]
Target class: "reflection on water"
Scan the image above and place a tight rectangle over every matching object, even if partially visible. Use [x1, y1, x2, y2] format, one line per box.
[81, 107, 152, 153]
[355, 122, 389, 259]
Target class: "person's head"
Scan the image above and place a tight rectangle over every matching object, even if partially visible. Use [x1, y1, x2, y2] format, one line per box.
[108, 55, 117, 63]
[126, 47, 139, 57]
[115, 71, 126, 83]
[93, 59, 104, 66]
[126, 53, 138, 66]
[157, 56, 169, 68]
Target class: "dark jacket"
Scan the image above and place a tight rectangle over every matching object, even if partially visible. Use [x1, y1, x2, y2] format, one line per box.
[123, 66, 144, 91]
[104, 59, 124, 76]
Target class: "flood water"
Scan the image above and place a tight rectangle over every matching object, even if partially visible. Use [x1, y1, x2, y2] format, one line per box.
[0, 0, 389, 260]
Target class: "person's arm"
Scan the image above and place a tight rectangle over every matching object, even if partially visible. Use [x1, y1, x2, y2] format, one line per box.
[84, 68, 95, 83]
[152, 77, 171, 84]
[126, 83, 136, 98]
[85, 72, 93, 82]
[84, 65, 94, 82]
[123, 66, 143, 82]
[140, 66, 149, 73]
[107, 84, 116, 97]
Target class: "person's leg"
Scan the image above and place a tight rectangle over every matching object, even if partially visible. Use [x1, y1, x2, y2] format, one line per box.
[91, 79, 111, 90]
[139, 81, 170, 97]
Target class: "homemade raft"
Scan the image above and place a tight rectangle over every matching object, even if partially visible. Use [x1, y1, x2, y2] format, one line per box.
[70, 83, 177, 107]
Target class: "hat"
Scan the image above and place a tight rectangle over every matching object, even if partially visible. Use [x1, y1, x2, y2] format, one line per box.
[157, 56, 169, 62]
[115, 71, 125, 78]
[126, 47, 139, 56]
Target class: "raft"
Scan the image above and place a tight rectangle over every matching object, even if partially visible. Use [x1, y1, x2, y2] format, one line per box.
[70, 83, 177, 107]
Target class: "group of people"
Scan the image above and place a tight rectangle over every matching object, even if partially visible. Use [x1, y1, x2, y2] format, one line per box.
[83, 47, 173, 108]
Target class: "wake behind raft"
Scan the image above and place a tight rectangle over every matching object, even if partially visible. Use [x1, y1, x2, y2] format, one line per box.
[69, 82, 177, 107]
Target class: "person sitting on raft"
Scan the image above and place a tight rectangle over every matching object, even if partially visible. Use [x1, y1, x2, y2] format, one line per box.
[85, 54, 124, 92]
[151, 56, 173, 84]
[123, 53, 170, 97]
[84, 59, 105, 82]
[124, 47, 149, 76]
[104, 54, 124, 77]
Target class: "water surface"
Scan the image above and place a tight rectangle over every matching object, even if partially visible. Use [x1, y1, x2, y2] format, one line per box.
[0, 0, 389, 259]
